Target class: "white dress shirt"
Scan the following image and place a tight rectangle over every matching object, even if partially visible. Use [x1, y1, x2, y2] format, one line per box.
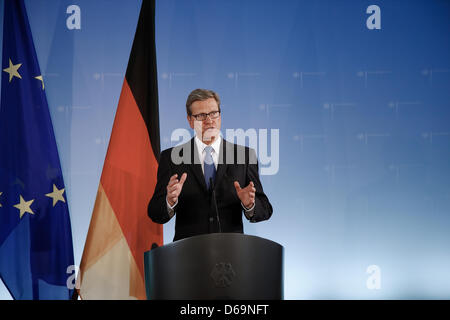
[195, 134, 221, 173]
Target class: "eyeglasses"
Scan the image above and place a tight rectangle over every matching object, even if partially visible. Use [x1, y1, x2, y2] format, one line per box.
[190, 110, 221, 121]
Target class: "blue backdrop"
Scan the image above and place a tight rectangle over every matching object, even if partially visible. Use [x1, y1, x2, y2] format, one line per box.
[1, 0, 449, 299]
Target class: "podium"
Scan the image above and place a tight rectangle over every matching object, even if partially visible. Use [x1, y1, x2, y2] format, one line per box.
[144, 233, 284, 300]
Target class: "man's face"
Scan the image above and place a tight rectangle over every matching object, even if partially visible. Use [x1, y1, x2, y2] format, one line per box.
[188, 98, 221, 145]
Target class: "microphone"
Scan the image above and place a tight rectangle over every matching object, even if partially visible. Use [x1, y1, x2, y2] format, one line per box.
[210, 177, 222, 233]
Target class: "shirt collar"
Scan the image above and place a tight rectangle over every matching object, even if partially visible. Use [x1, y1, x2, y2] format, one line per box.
[195, 134, 222, 154]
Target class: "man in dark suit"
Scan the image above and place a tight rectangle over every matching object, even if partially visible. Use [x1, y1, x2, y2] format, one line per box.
[148, 89, 272, 241]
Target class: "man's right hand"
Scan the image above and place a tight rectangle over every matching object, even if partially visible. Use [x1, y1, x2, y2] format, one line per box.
[166, 173, 187, 207]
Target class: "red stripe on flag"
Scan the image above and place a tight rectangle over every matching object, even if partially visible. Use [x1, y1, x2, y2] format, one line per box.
[100, 79, 162, 280]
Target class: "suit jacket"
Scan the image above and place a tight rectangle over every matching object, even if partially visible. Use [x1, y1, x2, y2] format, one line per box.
[148, 137, 273, 241]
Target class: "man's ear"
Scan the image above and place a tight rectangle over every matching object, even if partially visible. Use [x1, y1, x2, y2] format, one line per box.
[187, 115, 194, 129]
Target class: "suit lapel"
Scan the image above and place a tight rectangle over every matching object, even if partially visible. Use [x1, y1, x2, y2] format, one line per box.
[215, 138, 229, 190]
[187, 137, 208, 192]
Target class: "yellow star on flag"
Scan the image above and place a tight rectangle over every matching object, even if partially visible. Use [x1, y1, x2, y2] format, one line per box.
[35, 75, 44, 90]
[45, 184, 66, 207]
[14, 195, 35, 219]
[3, 58, 22, 82]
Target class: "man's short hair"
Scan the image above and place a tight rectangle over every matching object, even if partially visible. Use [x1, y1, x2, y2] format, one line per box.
[186, 89, 221, 115]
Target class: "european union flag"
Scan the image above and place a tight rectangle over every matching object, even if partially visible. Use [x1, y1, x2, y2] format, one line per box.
[0, 0, 74, 299]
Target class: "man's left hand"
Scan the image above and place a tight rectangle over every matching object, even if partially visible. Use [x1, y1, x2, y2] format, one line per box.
[234, 181, 256, 209]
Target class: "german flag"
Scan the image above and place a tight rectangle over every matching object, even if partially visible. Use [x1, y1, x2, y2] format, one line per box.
[77, 0, 162, 299]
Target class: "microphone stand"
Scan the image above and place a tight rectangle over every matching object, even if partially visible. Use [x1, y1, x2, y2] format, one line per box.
[210, 177, 222, 233]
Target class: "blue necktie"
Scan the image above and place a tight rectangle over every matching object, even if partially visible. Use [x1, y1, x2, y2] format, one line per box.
[204, 146, 216, 190]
